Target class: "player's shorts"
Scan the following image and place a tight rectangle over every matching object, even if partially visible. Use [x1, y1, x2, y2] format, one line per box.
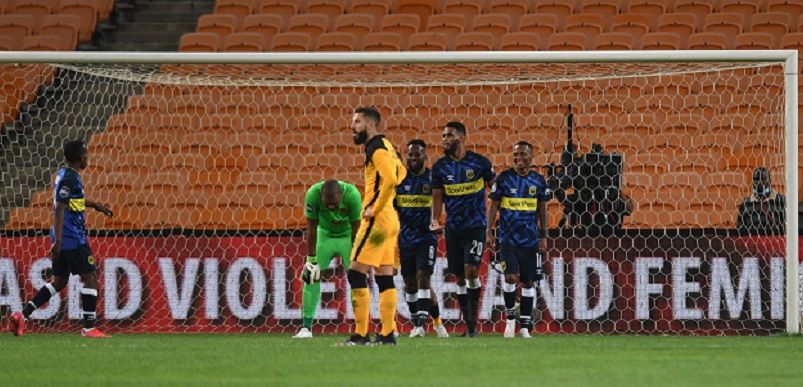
[316, 230, 352, 270]
[499, 243, 543, 283]
[53, 244, 96, 277]
[399, 241, 436, 278]
[351, 211, 399, 268]
[444, 227, 485, 276]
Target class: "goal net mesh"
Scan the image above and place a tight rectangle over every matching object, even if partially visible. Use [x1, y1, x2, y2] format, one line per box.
[0, 60, 796, 335]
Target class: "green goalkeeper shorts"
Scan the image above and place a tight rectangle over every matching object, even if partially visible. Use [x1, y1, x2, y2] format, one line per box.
[316, 229, 352, 271]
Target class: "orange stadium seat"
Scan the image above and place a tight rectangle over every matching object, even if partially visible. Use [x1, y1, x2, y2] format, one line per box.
[719, 0, 761, 18]
[672, 153, 721, 174]
[534, 0, 575, 20]
[5, 207, 51, 230]
[518, 12, 559, 36]
[0, 1, 5, 14]
[38, 13, 80, 50]
[625, 153, 669, 175]
[20, 34, 64, 50]
[599, 132, 644, 155]
[242, 14, 283, 41]
[580, 0, 619, 21]
[12, 0, 56, 18]
[768, 0, 803, 27]
[0, 14, 35, 41]
[734, 32, 776, 49]
[214, 0, 255, 19]
[350, 0, 389, 23]
[547, 32, 588, 51]
[454, 32, 495, 51]
[316, 32, 356, 51]
[334, 13, 375, 44]
[703, 12, 743, 39]
[270, 32, 311, 51]
[564, 13, 605, 43]
[644, 134, 693, 157]
[674, 1, 713, 27]
[659, 172, 703, 201]
[640, 32, 681, 50]
[396, 0, 437, 27]
[58, 0, 98, 42]
[0, 35, 17, 50]
[610, 13, 653, 39]
[750, 12, 790, 42]
[223, 32, 266, 52]
[443, 0, 484, 22]
[472, 13, 511, 39]
[304, 0, 346, 27]
[361, 31, 403, 51]
[781, 32, 803, 52]
[687, 32, 729, 49]
[498, 31, 539, 50]
[657, 13, 698, 41]
[426, 13, 465, 41]
[627, 0, 666, 22]
[408, 31, 449, 50]
[594, 32, 636, 50]
[258, 0, 297, 26]
[380, 13, 420, 46]
[196, 13, 239, 41]
[488, 0, 528, 26]
[288, 13, 329, 42]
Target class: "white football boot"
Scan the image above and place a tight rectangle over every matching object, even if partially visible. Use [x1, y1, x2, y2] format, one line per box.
[519, 328, 532, 339]
[434, 323, 449, 338]
[503, 319, 516, 338]
[409, 326, 426, 338]
[292, 327, 313, 339]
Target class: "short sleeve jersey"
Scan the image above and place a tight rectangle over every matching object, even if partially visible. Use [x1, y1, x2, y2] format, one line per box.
[395, 168, 437, 248]
[51, 167, 87, 250]
[489, 168, 549, 248]
[431, 151, 495, 230]
[304, 181, 362, 238]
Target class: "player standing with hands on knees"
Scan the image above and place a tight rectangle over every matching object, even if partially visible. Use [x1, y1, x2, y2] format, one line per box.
[430, 122, 495, 337]
[10, 140, 113, 338]
[487, 141, 550, 338]
[294, 179, 362, 339]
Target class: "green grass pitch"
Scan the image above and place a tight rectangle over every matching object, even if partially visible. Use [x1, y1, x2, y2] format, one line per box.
[2, 334, 802, 386]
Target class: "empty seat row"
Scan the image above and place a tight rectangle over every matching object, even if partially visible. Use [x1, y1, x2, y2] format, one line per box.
[0, 11, 93, 44]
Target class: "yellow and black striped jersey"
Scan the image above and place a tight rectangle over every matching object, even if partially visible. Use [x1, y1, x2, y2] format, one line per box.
[362, 135, 406, 216]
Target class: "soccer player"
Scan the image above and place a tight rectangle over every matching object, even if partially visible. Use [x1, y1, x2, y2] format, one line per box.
[486, 141, 549, 339]
[345, 107, 406, 346]
[396, 139, 448, 338]
[430, 122, 495, 337]
[293, 179, 362, 339]
[9, 140, 113, 338]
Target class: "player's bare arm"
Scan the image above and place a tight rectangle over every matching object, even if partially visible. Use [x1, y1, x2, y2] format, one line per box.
[430, 188, 443, 231]
[50, 201, 66, 259]
[85, 200, 113, 217]
[538, 200, 547, 250]
[486, 198, 501, 251]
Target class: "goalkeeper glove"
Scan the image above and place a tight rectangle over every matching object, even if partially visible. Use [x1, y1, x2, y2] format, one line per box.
[302, 256, 320, 285]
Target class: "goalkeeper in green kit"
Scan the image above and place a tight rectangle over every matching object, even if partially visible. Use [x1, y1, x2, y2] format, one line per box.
[293, 179, 362, 339]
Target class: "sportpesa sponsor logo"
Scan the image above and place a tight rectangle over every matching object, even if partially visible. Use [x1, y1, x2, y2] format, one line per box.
[501, 197, 538, 211]
[443, 178, 484, 196]
[396, 195, 432, 207]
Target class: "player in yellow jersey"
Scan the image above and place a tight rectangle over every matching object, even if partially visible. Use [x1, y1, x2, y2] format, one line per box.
[344, 107, 407, 346]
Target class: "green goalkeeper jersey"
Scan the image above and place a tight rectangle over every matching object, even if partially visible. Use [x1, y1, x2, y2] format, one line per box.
[304, 181, 362, 238]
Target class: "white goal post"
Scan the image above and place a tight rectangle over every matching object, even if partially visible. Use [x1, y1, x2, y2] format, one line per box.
[0, 50, 798, 334]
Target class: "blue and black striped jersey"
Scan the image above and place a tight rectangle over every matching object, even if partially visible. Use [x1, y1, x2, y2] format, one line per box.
[489, 168, 549, 248]
[395, 168, 437, 248]
[432, 151, 495, 230]
[51, 167, 87, 249]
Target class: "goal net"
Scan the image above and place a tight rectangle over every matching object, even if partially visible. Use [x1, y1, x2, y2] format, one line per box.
[0, 52, 798, 335]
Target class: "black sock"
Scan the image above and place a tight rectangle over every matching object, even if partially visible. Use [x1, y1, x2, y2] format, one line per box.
[417, 289, 431, 327]
[405, 291, 419, 327]
[457, 288, 468, 324]
[521, 287, 535, 329]
[81, 288, 98, 329]
[24, 283, 57, 318]
[429, 297, 440, 320]
[503, 291, 516, 320]
[467, 287, 481, 331]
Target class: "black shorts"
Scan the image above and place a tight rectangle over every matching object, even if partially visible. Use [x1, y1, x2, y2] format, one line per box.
[53, 244, 96, 277]
[444, 227, 485, 276]
[499, 244, 543, 283]
[399, 242, 436, 278]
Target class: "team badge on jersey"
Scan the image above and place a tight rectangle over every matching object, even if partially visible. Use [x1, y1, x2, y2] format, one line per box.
[422, 184, 431, 194]
[466, 169, 475, 179]
[529, 186, 537, 196]
[59, 186, 70, 199]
